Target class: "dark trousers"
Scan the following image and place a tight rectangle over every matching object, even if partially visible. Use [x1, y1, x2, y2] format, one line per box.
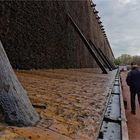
[130, 88, 140, 111]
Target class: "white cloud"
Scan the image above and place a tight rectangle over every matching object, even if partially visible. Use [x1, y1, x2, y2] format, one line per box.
[118, 0, 131, 4]
[94, 0, 140, 58]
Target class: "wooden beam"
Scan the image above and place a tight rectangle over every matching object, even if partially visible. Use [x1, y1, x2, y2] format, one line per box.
[98, 48, 116, 69]
[67, 14, 108, 74]
[89, 40, 113, 71]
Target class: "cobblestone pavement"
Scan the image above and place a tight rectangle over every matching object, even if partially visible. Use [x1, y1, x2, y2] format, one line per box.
[0, 69, 117, 140]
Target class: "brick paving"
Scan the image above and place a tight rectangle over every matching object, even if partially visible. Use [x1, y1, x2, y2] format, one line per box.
[121, 71, 140, 140]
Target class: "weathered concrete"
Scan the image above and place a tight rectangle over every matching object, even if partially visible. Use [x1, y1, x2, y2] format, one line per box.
[0, 41, 39, 126]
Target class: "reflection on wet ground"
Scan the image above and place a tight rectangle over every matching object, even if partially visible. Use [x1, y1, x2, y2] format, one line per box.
[0, 68, 116, 140]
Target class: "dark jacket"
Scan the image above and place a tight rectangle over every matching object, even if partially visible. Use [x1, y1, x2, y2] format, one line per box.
[126, 67, 140, 92]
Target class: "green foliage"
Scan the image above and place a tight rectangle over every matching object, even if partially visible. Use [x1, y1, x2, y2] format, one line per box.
[132, 55, 140, 66]
[114, 58, 122, 65]
[115, 54, 140, 66]
[115, 54, 132, 65]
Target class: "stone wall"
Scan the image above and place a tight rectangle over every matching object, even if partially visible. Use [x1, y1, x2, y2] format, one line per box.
[0, 0, 114, 69]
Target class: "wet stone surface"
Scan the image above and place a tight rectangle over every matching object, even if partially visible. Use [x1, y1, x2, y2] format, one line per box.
[0, 68, 117, 140]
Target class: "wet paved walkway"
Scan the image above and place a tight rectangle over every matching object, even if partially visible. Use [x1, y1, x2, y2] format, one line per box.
[121, 71, 140, 140]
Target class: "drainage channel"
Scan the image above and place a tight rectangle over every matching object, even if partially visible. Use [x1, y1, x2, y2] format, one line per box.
[97, 72, 129, 140]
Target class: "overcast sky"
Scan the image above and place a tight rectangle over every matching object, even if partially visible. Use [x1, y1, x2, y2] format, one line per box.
[94, 0, 140, 58]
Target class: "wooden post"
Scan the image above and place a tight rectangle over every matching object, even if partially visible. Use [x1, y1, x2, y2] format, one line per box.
[0, 41, 39, 126]
[98, 48, 116, 69]
[67, 14, 108, 74]
[89, 40, 113, 71]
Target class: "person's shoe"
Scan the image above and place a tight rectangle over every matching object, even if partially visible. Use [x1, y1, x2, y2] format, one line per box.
[131, 110, 136, 115]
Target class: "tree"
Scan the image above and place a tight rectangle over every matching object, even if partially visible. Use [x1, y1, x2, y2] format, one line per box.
[115, 54, 132, 65]
[114, 57, 122, 65]
[0, 41, 39, 126]
[132, 55, 140, 66]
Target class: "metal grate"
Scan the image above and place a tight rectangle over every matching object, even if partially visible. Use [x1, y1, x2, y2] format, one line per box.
[97, 72, 128, 140]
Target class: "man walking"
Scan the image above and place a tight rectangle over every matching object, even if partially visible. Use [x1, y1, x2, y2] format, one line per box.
[126, 62, 140, 115]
